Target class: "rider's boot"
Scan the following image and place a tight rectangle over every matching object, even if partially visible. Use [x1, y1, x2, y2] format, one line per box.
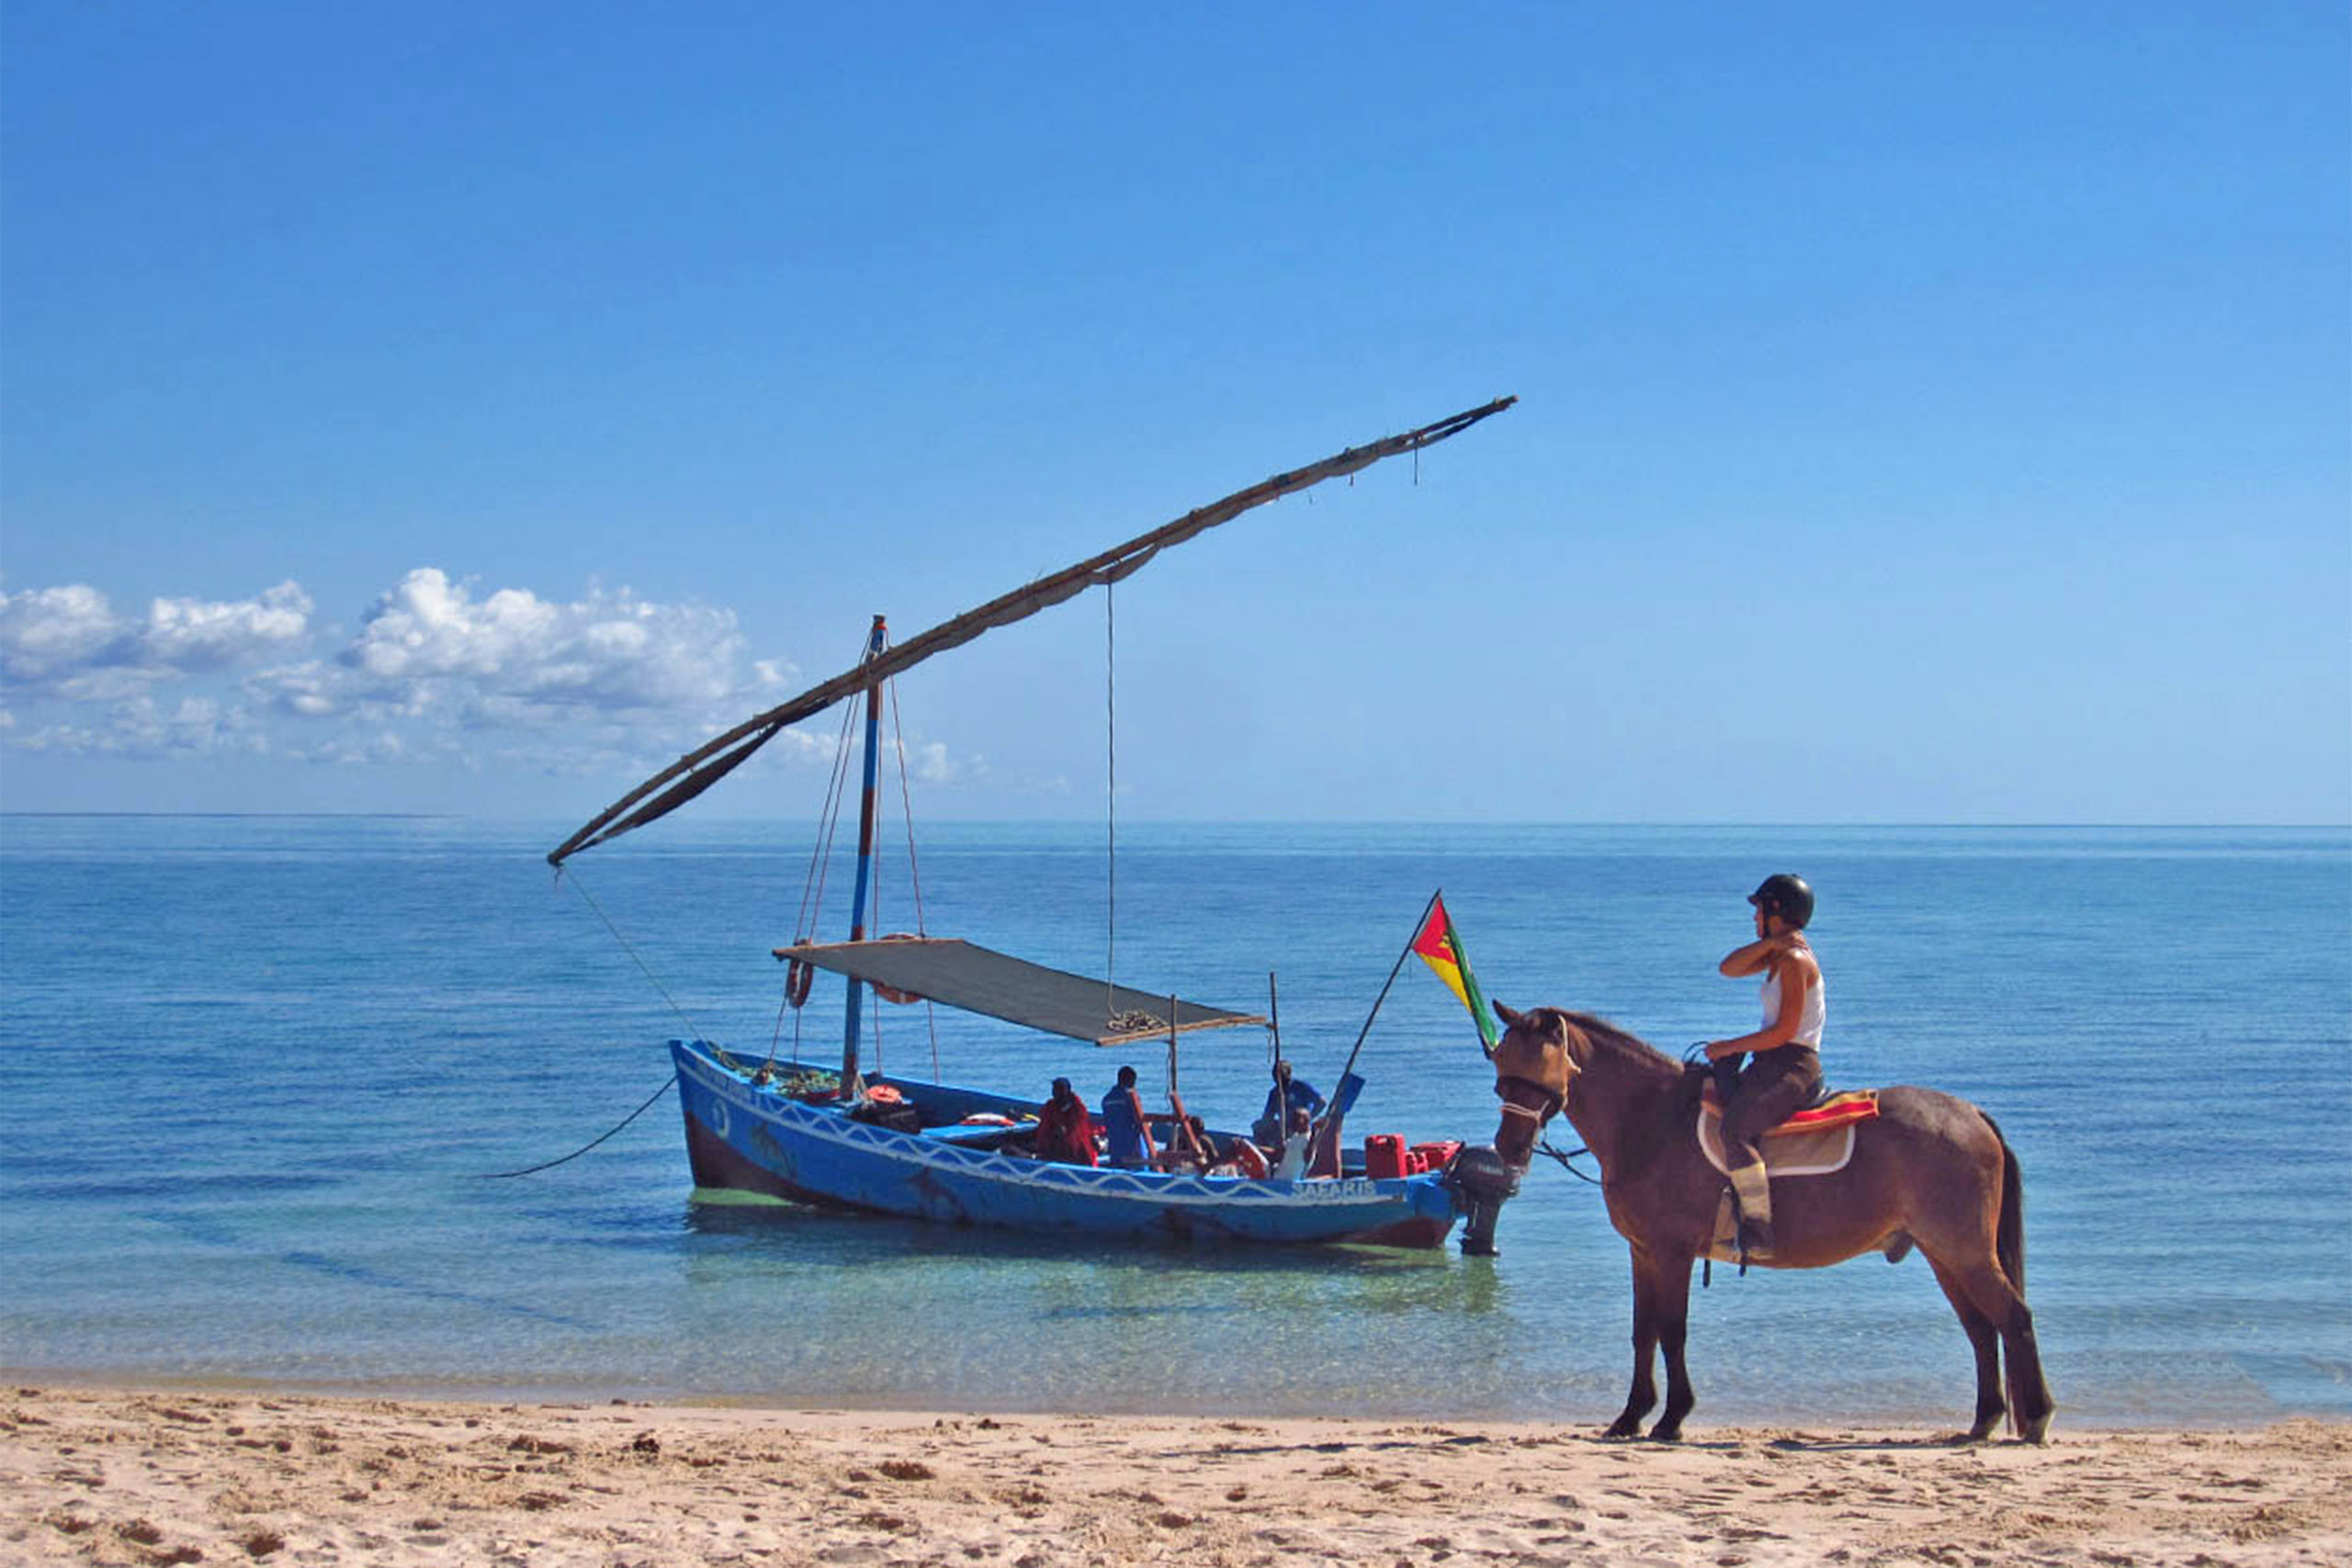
[1728, 1158, 1774, 1259]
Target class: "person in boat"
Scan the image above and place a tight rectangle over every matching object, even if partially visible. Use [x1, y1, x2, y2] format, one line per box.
[1251, 1060, 1325, 1145]
[1099, 1065, 1158, 1170]
[1219, 1133, 1270, 1179]
[1153, 1115, 1216, 1174]
[1034, 1077, 1098, 1167]
[1700, 873, 1825, 1256]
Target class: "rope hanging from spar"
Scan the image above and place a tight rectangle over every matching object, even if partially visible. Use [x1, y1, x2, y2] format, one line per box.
[884, 671, 943, 1081]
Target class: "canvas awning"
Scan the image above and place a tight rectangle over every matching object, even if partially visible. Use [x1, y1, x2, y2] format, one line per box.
[774, 938, 1266, 1046]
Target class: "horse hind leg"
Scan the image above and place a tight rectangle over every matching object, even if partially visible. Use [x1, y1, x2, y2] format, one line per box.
[1927, 1258, 2006, 1442]
[1938, 1256, 2055, 1444]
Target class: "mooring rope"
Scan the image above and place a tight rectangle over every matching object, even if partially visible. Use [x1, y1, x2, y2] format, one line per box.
[475, 1072, 680, 1179]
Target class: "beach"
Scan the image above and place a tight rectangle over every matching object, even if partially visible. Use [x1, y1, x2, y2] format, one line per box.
[4, 1387, 2346, 1568]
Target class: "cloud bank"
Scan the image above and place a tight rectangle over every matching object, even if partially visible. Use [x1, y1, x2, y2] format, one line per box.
[0, 570, 826, 774]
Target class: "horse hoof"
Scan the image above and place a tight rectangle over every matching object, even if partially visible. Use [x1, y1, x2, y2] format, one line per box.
[1601, 1419, 1642, 1441]
[1645, 1423, 1684, 1443]
[2018, 1413, 2053, 1446]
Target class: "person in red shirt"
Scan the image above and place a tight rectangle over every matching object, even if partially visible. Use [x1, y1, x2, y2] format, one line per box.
[1033, 1077, 1097, 1167]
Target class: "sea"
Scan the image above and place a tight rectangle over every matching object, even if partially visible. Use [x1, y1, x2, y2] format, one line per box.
[2, 816, 2346, 1429]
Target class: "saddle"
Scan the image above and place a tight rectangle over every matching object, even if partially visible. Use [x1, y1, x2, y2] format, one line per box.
[1694, 1080, 1879, 1179]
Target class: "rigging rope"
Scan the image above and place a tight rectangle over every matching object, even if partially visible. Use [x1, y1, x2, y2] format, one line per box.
[769, 648, 867, 1075]
[560, 866, 713, 1050]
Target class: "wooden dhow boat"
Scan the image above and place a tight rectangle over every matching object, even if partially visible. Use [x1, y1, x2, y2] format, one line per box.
[550, 398, 1515, 1247]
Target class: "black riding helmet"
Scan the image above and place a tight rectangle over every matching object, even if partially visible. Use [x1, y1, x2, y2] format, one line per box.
[1747, 873, 1815, 930]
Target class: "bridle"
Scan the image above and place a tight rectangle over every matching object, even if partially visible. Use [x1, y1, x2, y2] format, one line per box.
[1494, 1026, 1603, 1186]
[1496, 1077, 1563, 1127]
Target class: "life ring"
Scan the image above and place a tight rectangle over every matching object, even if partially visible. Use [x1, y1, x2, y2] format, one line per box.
[785, 958, 814, 1009]
[872, 932, 922, 1005]
[863, 1083, 904, 1105]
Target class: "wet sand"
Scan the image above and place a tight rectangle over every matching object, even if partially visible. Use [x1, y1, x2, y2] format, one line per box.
[3, 1385, 2346, 1566]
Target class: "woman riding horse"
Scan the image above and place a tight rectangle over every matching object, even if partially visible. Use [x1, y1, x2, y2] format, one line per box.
[1702, 873, 1825, 1258]
[1485, 999, 2054, 1444]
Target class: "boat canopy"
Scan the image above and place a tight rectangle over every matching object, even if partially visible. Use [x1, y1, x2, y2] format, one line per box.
[775, 938, 1266, 1046]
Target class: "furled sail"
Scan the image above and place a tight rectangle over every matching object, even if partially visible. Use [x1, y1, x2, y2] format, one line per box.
[548, 395, 1516, 864]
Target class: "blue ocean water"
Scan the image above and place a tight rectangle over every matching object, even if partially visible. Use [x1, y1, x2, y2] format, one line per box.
[1, 816, 2346, 1428]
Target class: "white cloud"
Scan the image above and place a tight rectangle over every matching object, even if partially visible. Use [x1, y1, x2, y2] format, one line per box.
[143, 581, 312, 671]
[0, 583, 134, 686]
[0, 579, 311, 694]
[6, 693, 269, 757]
[330, 568, 783, 726]
[0, 567, 987, 795]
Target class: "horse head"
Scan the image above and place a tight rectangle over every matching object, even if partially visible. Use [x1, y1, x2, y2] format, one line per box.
[1440, 1000, 1589, 1258]
[1488, 1000, 1589, 1164]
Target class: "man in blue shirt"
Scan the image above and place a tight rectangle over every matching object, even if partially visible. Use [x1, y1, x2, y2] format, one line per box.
[1252, 1060, 1325, 1146]
[1099, 1065, 1157, 1169]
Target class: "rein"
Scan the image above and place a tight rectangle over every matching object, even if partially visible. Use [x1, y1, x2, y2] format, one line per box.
[1533, 1134, 1603, 1185]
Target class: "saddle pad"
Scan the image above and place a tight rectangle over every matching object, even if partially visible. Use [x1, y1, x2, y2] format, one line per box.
[1696, 1089, 1881, 1179]
[1698, 1083, 1880, 1134]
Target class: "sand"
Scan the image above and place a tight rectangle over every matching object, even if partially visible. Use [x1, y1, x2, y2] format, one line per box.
[2, 1387, 2346, 1567]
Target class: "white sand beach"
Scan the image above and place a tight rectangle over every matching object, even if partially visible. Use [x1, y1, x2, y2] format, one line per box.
[3, 1386, 2346, 1566]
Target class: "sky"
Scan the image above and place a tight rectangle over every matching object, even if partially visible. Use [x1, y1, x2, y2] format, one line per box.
[2, 3, 2345, 826]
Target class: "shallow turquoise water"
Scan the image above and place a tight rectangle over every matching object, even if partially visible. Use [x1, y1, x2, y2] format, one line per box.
[1, 817, 2346, 1427]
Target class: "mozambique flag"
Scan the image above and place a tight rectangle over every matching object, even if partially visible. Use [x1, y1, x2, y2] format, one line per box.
[1412, 893, 1499, 1056]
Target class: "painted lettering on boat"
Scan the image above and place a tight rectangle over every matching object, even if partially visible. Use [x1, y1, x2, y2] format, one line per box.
[1292, 1179, 1379, 1201]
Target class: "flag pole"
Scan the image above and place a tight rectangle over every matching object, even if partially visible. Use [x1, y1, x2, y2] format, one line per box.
[1327, 887, 1442, 1096]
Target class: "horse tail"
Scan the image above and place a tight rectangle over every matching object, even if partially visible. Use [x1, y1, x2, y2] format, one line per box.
[1979, 1109, 2036, 1438]
[1981, 1110, 2026, 1296]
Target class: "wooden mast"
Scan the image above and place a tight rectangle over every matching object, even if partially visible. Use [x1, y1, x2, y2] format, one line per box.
[841, 615, 888, 1095]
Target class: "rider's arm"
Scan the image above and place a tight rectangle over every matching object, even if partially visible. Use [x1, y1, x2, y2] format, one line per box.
[1718, 935, 1778, 977]
[1703, 947, 1816, 1060]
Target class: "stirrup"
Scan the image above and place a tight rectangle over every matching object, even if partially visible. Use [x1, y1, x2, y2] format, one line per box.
[1736, 1216, 1774, 1269]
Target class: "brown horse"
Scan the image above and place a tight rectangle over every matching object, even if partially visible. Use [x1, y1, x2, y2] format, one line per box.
[1486, 1001, 2054, 1444]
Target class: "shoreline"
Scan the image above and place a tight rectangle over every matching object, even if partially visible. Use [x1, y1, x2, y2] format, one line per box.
[5, 1385, 2346, 1567]
[3, 1365, 2326, 1434]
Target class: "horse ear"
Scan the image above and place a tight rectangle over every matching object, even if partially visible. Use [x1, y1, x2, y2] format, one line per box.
[1492, 1001, 1524, 1030]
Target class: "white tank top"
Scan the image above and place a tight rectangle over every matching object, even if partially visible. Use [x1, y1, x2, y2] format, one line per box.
[1759, 962, 1826, 1049]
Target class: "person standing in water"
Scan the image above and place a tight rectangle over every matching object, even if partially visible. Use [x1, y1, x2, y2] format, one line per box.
[1701, 874, 1824, 1257]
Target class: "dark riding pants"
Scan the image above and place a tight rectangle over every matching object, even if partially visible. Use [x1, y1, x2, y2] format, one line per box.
[1721, 1044, 1823, 1169]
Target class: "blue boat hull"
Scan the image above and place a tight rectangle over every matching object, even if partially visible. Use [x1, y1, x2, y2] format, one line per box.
[669, 1040, 1462, 1248]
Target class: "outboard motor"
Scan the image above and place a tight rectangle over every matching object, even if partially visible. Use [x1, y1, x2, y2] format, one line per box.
[1443, 1144, 1521, 1258]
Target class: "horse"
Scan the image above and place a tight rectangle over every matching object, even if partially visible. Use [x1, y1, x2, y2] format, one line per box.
[1485, 1001, 2054, 1445]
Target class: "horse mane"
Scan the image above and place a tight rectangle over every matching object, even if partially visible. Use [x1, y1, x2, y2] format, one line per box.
[1554, 1010, 1683, 1085]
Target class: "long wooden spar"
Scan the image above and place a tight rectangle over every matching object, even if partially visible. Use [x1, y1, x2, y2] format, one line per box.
[548, 395, 1517, 866]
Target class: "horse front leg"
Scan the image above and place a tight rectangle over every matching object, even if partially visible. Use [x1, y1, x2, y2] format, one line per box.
[1646, 1251, 1698, 1442]
[1603, 1250, 1658, 1440]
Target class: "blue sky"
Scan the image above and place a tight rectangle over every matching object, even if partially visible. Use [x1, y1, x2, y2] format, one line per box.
[3, 3, 2345, 825]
